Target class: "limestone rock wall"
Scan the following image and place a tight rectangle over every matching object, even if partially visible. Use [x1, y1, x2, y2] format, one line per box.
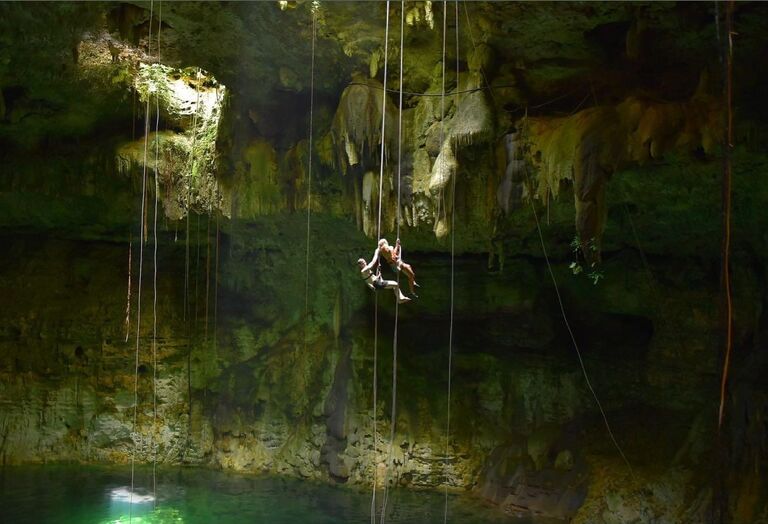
[0, 218, 765, 521]
[1, 2, 768, 522]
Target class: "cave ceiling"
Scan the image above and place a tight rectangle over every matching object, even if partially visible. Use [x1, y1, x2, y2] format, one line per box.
[2, 1, 767, 142]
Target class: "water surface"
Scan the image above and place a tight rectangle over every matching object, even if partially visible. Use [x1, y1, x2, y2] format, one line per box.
[0, 466, 518, 523]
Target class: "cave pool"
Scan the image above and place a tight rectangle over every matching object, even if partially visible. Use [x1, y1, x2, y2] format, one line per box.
[0, 465, 553, 523]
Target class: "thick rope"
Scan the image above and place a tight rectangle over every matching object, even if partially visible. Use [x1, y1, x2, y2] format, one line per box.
[131, 2, 153, 519]
[304, 7, 316, 351]
[151, 1, 162, 505]
[379, 2, 405, 521]
[371, 3, 391, 523]
[443, 3, 459, 521]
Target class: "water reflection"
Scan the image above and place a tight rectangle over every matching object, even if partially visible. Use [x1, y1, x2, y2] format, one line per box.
[1, 466, 514, 524]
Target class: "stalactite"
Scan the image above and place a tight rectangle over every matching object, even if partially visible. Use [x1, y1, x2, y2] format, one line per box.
[521, 90, 721, 258]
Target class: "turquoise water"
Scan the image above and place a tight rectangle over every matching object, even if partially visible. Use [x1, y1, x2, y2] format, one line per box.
[0, 466, 515, 524]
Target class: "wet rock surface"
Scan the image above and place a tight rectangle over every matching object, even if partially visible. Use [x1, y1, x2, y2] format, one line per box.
[1, 2, 768, 522]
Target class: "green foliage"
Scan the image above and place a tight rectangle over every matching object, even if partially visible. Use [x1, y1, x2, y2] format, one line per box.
[135, 64, 177, 107]
[110, 63, 135, 89]
[569, 235, 603, 285]
[123, 65, 226, 216]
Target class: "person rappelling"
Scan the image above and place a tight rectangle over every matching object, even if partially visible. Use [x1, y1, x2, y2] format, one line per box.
[361, 238, 420, 298]
[357, 258, 411, 304]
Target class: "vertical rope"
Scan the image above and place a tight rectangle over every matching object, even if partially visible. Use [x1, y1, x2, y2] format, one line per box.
[524, 166, 634, 476]
[458, 0, 631, 477]
[185, 71, 202, 322]
[435, 1, 451, 514]
[151, 0, 162, 506]
[435, 2, 448, 232]
[443, 3, 459, 521]
[124, 236, 132, 343]
[370, 294, 380, 524]
[304, 6, 317, 350]
[717, 0, 734, 433]
[214, 212, 219, 351]
[372, 4, 391, 522]
[194, 214, 201, 329]
[205, 213, 211, 343]
[131, 1, 153, 519]
[184, 74, 201, 440]
[376, 2, 392, 240]
[379, 2, 405, 521]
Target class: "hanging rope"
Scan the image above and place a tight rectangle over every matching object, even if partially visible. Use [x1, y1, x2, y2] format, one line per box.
[433, 2, 448, 234]
[304, 5, 317, 351]
[184, 71, 202, 322]
[443, 3, 459, 521]
[376, 6, 392, 239]
[194, 213, 201, 330]
[370, 295, 380, 524]
[370, 297, 381, 524]
[214, 212, 219, 351]
[371, 3, 391, 523]
[151, 0, 162, 505]
[124, 235, 132, 343]
[523, 163, 634, 476]
[205, 213, 211, 342]
[433, 0, 453, 512]
[131, 1, 154, 519]
[455, 0, 633, 477]
[717, 0, 734, 433]
[379, 2, 405, 521]
[183, 69, 202, 440]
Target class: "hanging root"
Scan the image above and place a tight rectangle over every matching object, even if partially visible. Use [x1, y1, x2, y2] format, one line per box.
[205, 213, 211, 343]
[124, 235, 132, 343]
[717, 0, 735, 433]
[214, 213, 219, 350]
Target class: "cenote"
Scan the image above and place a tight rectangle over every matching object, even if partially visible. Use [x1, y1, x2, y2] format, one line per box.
[0, 1, 767, 523]
[0, 466, 524, 524]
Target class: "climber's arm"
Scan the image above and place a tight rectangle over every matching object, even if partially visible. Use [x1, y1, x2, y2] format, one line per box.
[362, 248, 380, 273]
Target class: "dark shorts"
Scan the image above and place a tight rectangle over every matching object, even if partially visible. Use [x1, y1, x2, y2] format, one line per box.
[373, 276, 388, 289]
